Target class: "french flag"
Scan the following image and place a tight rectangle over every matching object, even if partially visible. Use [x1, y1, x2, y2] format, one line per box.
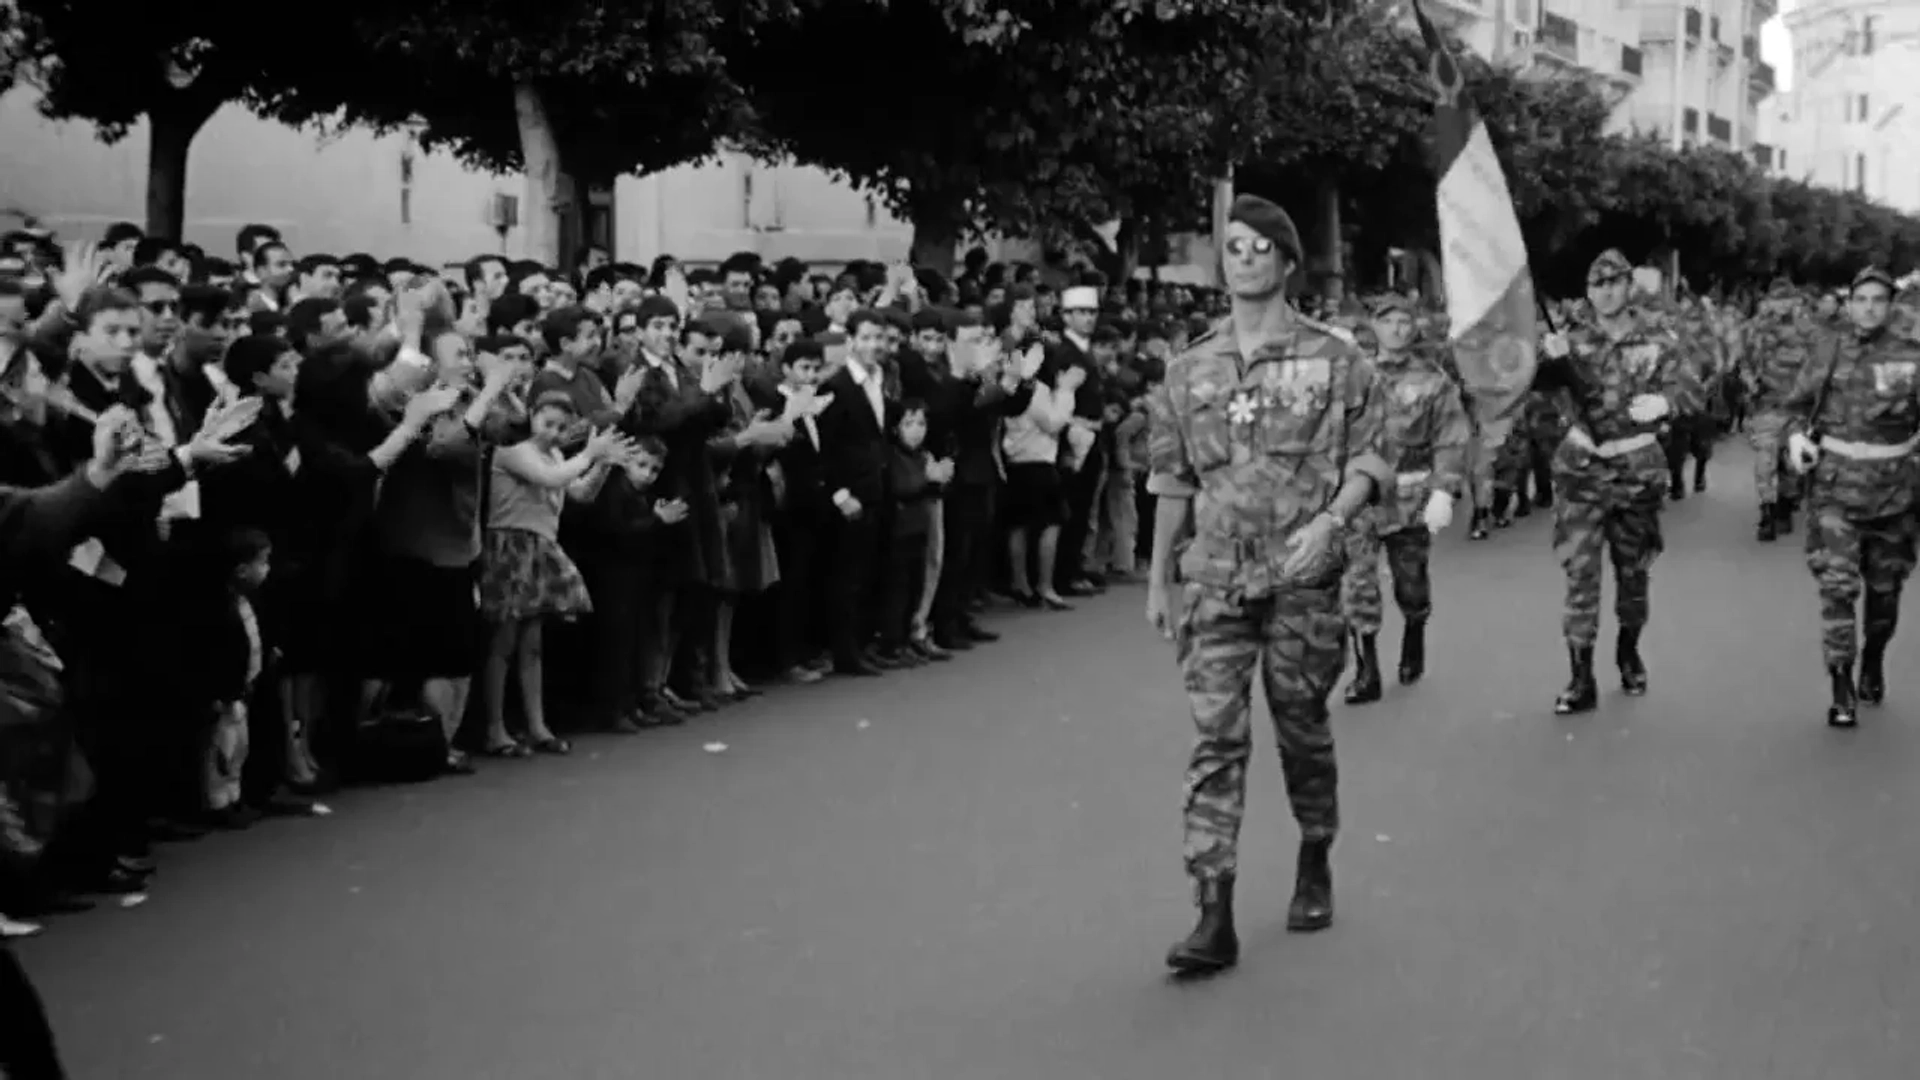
[1410, 0, 1538, 442]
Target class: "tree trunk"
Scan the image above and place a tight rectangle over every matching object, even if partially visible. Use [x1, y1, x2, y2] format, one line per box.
[145, 96, 219, 240]
[514, 80, 568, 266]
[908, 211, 959, 279]
[1312, 177, 1344, 303]
[1112, 217, 1140, 284]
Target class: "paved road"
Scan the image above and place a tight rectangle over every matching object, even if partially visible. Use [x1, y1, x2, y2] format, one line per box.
[19, 450, 1920, 1080]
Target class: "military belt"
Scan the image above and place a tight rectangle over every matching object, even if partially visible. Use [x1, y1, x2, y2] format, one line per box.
[1818, 434, 1920, 461]
[1593, 433, 1658, 458]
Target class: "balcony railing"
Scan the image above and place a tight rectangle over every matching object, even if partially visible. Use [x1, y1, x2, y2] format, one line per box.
[1622, 45, 1643, 76]
[1540, 12, 1578, 60]
[1707, 114, 1732, 142]
[1685, 6, 1703, 38]
[1752, 143, 1774, 169]
[1749, 60, 1776, 96]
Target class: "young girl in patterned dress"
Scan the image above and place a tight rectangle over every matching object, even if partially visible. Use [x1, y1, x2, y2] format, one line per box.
[478, 392, 629, 757]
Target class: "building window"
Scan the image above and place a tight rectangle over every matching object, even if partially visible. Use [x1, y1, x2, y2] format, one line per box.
[1779, 149, 1787, 173]
[400, 189, 411, 226]
[1863, 15, 1876, 55]
[1856, 153, 1867, 193]
[865, 197, 878, 229]
[1858, 94, 1870, 122]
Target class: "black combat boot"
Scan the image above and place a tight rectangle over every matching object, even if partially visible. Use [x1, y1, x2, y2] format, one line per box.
[1828, 662, 1859, 728]
[1286, 838, 1334, 933]
[1398, 619, 1427, 685]
[1668, 467, 1686, 500]
[1532, 465, 1554, 509]
[1617, 625, 1648, 696]
[1757, 502, 1777, 542]
[1344, 632, 1383, 705]
[1858, 602, 1894, 705]
[1491, 491, 1513, 529]
[1165, 875, 1239, 974]
[1693, 458, 1708, 493]
[1469, 508, 1490, 541]
[1775, 498, 1795, 535]
[1513, 487, 1532, 518]
[1554, 644, 1598, 715]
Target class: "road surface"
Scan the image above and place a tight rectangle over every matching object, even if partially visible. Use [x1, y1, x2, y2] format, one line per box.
[20, 450, 1920, 1080]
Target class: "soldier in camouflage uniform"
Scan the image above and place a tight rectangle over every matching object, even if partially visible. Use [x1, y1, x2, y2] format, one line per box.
[1781, 267, 1920, 728]
[1537, 250, 1700, 715]
[1340, 294, 1470, 704]
[1662, 301, 1724, 499]
[1144, 195, 1390, 975]
[1742, 280, 1812, 541]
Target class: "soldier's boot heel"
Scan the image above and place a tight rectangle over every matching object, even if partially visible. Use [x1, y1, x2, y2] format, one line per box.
[1553, 645, 1598, 715]
[1397, 620, 1427, 685]
[1757, 503, 1777, 542]
[1616, 627, 1649, 696]
[1491, 492, 1513, 529]
[1776, 500, 1796, 535]
[1828, 663, 1859, 728]
[1468, 509, 1490, 541]
[1286, 838, 1334, 933]
[1166, 875, 1239, 974]
[1343, 633, 1383, 705]
[1667, 467, 1686, 500]
[1858, 637, 1889, 706]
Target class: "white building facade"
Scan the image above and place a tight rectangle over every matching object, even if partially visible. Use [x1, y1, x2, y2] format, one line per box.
[0, 87, 917, 268]
[1762, 0, 1920, 213]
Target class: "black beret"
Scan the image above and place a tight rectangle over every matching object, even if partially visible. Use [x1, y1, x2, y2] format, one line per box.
[1227, 195, 1302, 265]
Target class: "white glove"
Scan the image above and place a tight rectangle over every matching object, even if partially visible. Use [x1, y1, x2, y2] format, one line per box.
[1786, 432, 1821, 474]
[1627, 394, 1670, 423]
[1542, 331, 1570, 360]
[1423, 491, 1454, 534]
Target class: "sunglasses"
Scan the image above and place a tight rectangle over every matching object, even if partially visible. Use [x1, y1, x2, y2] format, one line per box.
[144, 299, 180, 316]
[1224, 237, 1276, 257]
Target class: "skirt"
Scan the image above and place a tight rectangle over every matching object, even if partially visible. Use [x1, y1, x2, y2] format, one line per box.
[479, 528, 594, 623]
[1003, 462, 1064, 531]
[355, 557, 482, 680]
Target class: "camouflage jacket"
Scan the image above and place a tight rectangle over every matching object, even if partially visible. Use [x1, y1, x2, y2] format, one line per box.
[1367, 349, 1471, 532]
[1783, 324, 1920, 520]
[1543, 310, 1699, 486]
[1740, 313, 1811, 412]
[1147, 316, 1391, 598]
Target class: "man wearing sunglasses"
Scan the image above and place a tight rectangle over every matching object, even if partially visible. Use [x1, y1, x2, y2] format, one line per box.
[1144, 194, 1392, 975]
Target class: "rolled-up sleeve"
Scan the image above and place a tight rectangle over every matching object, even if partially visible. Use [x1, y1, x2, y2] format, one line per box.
[1341, 357, 1393, 501]
[1144, 377, 1197, 498]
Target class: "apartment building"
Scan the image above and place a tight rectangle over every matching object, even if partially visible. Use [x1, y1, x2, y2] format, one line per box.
[1764, 1, 1920, 213]
[1412, 0, 1778, 152]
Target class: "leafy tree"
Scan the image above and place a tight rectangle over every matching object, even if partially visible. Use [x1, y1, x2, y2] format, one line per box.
[736, 0, 1315, 276]
[262, 0, 785, 265]
[6, 2, 366, 238]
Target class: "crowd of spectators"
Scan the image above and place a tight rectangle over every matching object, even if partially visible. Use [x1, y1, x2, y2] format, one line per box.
[0, 220, 1224, 940]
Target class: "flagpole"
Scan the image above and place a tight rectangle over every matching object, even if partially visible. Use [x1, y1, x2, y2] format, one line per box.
[1211, 167, 1234, 290]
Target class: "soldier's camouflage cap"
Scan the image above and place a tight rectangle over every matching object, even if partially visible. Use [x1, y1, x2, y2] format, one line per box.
[1587, 249, 1632, 284]
[1369, 293, 1416, 318]
[1852, 266, 1895, 293]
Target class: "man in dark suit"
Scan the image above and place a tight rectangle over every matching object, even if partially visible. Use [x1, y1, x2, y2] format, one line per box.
[815, 310, 894, 675]
[934, 316, 1034, 651]
[1051, 284, 1108, 596]
[771, 339, 833, 681]
[623, 298, 735, 711]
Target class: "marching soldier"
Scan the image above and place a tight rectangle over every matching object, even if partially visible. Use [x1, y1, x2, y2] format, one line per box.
[1340, 295, 1470, 703]
[1662, 301, 1723, 499]
[1144, 195, 1390, 975]
[1538, 250, 1700, 715]
[1781, 267, 1920, 728]
[1742, 280, 1812, 541]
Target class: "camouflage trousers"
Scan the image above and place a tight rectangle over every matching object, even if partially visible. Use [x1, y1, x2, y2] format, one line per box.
[1341, 524, 1433, 634]
[1176, 582, 1343, 884]
[1465, 428, 1498, 509]
[1746, 412, 1788, 504]
[1806, 507, 1918, 666]
[1553, 493, 1664, 648]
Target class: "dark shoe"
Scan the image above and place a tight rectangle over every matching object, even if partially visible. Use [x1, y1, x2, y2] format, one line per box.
[1533, 481, 1554, 509]
[834, 657, 882, 678]
[1554, 644, 1598, 715]
[1491, 491, 1513, 529]
[1286, 838, 1334, 933]
[1165, 874, 1239, 974]
[1343, 632, 1382, 705]
[1775, 500, 1795, 535]
[146, 817, 208, 843]
[865, 647, 907, 670]
[783, 664, 825, 685]
[1858, 637, 1888, 706]
[912, 638, 954, 662]
[1468, 508, 1490, 541]
[116, 854, 156, 876]
[1668, 471, 1686, 500]
[608, 715, 645, 735]
[201, 804, 259, 830]
[964, 622, 1000, 643]
[528, 736, 572, 756]
[1693, 468, 1708, 493]
[1616, 626, 1648, 696]
[1513, 490, 1532, 518]
[483, 740, 533, 759]
[1039, 593, 1074, 611]
[1397, 619, 1427, 685]
[1010, 590, 1041, 609]
[1828, 662, 1859, 728]
[443, 749, 476, 776]
[1757, 503, 1777, 542]
[76, 866, 149, 896]
[932, 632, 975, 652]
